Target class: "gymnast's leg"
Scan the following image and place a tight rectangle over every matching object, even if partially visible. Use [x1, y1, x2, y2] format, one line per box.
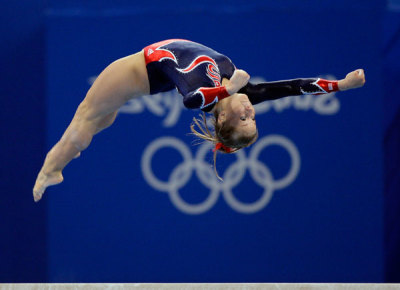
[33, 51, 150, 202]
[71, 111, 118, 160]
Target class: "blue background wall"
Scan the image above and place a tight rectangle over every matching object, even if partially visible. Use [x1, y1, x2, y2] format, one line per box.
[0, 0, 47, 282]
[1, 0, 399, 283]
[384, 0, 400, 282]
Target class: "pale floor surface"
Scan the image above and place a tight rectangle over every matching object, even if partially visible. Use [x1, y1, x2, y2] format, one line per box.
[1, 284, 400, 290]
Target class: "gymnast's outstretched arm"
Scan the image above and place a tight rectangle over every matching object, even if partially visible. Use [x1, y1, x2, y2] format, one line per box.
[239, 69, 365, 104]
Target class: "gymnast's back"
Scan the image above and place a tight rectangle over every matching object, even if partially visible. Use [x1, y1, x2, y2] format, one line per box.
[143, 39, 235, 96]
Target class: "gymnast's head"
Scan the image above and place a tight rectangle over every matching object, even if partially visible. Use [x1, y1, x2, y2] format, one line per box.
[190, 93, 258, 178]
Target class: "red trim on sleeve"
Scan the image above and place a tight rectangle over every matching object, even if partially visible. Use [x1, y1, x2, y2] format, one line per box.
[198, 86, 230, 108]
[316, 79, 339, 93]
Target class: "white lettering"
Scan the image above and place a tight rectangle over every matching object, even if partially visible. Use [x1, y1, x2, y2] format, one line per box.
[313, 92, 340, 115]
[293, 94, 314, 111]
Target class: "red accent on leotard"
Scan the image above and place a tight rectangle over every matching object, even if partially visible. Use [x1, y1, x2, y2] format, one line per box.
[144, 39, 189, 65]
[197, 86, 229, 108]
[316, 79, 339, 93]
[178, 56, 218, 73]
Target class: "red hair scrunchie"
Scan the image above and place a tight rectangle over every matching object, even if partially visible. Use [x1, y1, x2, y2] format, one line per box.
[213, 142, 233, 153]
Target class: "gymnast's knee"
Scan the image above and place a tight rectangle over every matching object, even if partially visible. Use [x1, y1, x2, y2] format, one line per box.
[67, 103, 98, 148]
[65, 116, 96, 151]
[68, 129, 94, 152]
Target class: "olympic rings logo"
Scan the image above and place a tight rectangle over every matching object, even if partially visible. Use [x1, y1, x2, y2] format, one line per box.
[141, 135, 301, 215]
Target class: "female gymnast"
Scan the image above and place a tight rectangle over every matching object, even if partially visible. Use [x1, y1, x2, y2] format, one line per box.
[33, 39, 365, 202]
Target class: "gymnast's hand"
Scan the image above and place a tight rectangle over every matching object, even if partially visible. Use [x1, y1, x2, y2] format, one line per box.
[338, 69, 366, 91]
[225, 69, 250, 95]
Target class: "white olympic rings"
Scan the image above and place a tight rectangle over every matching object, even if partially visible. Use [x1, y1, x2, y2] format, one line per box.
[141, 135, 301, 215]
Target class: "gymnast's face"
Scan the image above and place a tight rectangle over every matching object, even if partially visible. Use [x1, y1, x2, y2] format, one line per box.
[219, 93, 257, 137]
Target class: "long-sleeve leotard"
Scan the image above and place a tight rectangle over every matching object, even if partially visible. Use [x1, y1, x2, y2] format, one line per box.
[143, 40, 339, 112]
[238, 78, 339, 107]
[144, 39, 235, 111]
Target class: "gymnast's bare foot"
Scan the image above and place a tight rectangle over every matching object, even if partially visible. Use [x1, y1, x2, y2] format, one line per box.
[33, 170, 64, 202]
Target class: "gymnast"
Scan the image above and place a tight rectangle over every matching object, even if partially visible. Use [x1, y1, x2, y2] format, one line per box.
[33, 39, 365, 202]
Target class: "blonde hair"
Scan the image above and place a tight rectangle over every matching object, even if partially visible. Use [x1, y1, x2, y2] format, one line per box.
[190, 111, 258, 180]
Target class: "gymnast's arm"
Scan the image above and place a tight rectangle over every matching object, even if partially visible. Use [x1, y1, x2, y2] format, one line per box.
[238, 69, 366, 105]
[183, 86, 229, 110]
[182, 69, 250, 110]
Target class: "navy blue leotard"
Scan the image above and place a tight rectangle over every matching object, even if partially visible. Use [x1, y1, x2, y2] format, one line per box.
[143, 39, 339, 112]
